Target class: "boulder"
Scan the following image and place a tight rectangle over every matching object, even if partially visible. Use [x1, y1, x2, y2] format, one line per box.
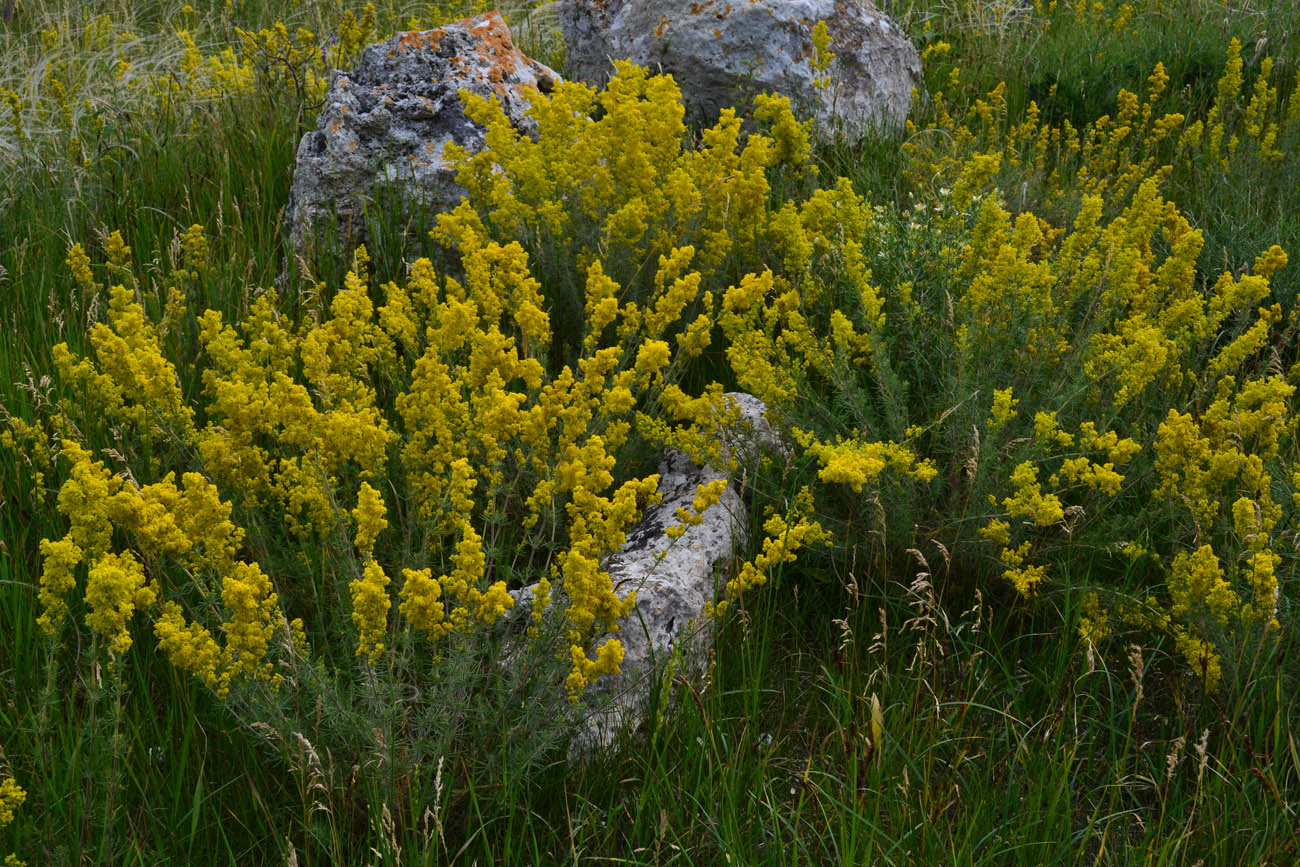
[558, 0, 921, 138]
[571, 392, 783, 751]
[285, 12, 559, 262]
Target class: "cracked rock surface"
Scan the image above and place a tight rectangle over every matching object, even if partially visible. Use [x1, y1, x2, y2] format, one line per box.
[558, 0, 921, 138]
[285, 12, 558, 260]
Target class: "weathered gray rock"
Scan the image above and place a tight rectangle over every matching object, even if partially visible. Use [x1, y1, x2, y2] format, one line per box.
[572, 392, 783, 751]
[558, 0, 921, 137]
[285, 12, 559, 260]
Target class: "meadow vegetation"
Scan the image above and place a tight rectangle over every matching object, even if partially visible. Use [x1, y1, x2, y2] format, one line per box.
[2, 0, 1299, 863]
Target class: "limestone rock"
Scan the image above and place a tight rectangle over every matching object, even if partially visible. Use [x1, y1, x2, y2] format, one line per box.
[572, 392, 783, 751]
[558, 0, 921, 137]
[285, 12, 559, 261]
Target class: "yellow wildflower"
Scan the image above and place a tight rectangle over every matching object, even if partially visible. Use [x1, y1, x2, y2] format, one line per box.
[668, 478, 728, 539]
[350, 560, 391, 662]
[155, 602, 227, 696]
[65, 242, 97, 293]
[1078, 593, 1111, 645]
[1002, 462, 1065, 527]
[0, 777, 25, 826]
[988, 387, 1018, 430]
[353, 482, 388, 559]
[1168, 545, 1238, 627]
[37, 536, 83, 634]
[84, 551, 157, 656]
[221, 561, 281, 683]
[566, 638, 625, 701]
[979, 519, 1011, 546]
[399, 568, 447, 637]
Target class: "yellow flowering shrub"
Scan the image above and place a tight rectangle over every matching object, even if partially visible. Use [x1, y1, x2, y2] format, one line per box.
[988, 388, 1018, 431]
[220, 561, 282, 683]
[909, 29, 1300, 215]
[29, 63, 944, 723]
[945, 178, 1292, 684]
[352, 482, 388, 559]
[797, 432, 937, 493]
[877, 32, 1300, 690]
[566, 638, 625, 699]
[53, 281, 195, 439]
[10, 6, 1300, 856]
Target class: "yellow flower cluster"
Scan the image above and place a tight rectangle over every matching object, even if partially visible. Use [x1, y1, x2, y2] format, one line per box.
[155, 601, 229, 696]
[0, 777, 25, 826]
[946, 171, 1264, 409]
[440, 523, 512, 632]
[220, 561, 282, 685]
[53, 280, 195, 439]
[177, 223, 209, 279]
[809, 20, 835, 91]
[37, 436, 282, 695]
[196, 274, 395, 539]
[397, 567, 445, 637]
[143, 561, 285, 696]
[797, 431, 938, 493]
[638, 385, 741, 472]
[1032, 412, 1074, 450]
[36, 536, 83, 635]
[42, 55, 1155, 708]
[999, 541, 1047, 597]
[0, 773, 24, 867]
[908, 36, 1297, 687]
[1148, 376, 1289, 645]
[721, 510, 829, 606]
[167, 6, 379, 113]
[424, 68, 912, 683]
[38, 23, 1299, 716]
[1, 4, 383, 185]
[667, 479, 729, 540]
[0, 774, 23, 867]
[1167, 546, 1238, 628]
[1154, 377, 1290, 531]
[351, 560, 392, 662]
[1173, 629, 1224, 692]
[175, 29, 257, 101]
[982, 413, 1142, 600]
[353, 482, 388, 559]
[51, 107, 766, 690]
[566, 638, 625, 700]
[987, 388, 1018, 431]
[1194, 39, 1289, 167]
[65, 243, 97, 294]
[84, 551, 157, 657]
[1077, 592, 1111, 646]
[1001, 462, 1065, 528]
[913, 34, 1300, 227]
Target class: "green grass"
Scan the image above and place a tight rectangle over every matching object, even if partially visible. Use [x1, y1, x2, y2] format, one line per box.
[3, 0, 1300, 864]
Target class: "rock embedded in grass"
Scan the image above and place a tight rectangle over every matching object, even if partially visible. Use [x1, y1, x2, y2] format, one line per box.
[285, 11, 559, 263]
[558, 0, 921, 137]
[571, 392, 783, 752]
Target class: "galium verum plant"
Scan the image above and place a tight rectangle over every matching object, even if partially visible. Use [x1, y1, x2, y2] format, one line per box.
[25, 67, 900, 749]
